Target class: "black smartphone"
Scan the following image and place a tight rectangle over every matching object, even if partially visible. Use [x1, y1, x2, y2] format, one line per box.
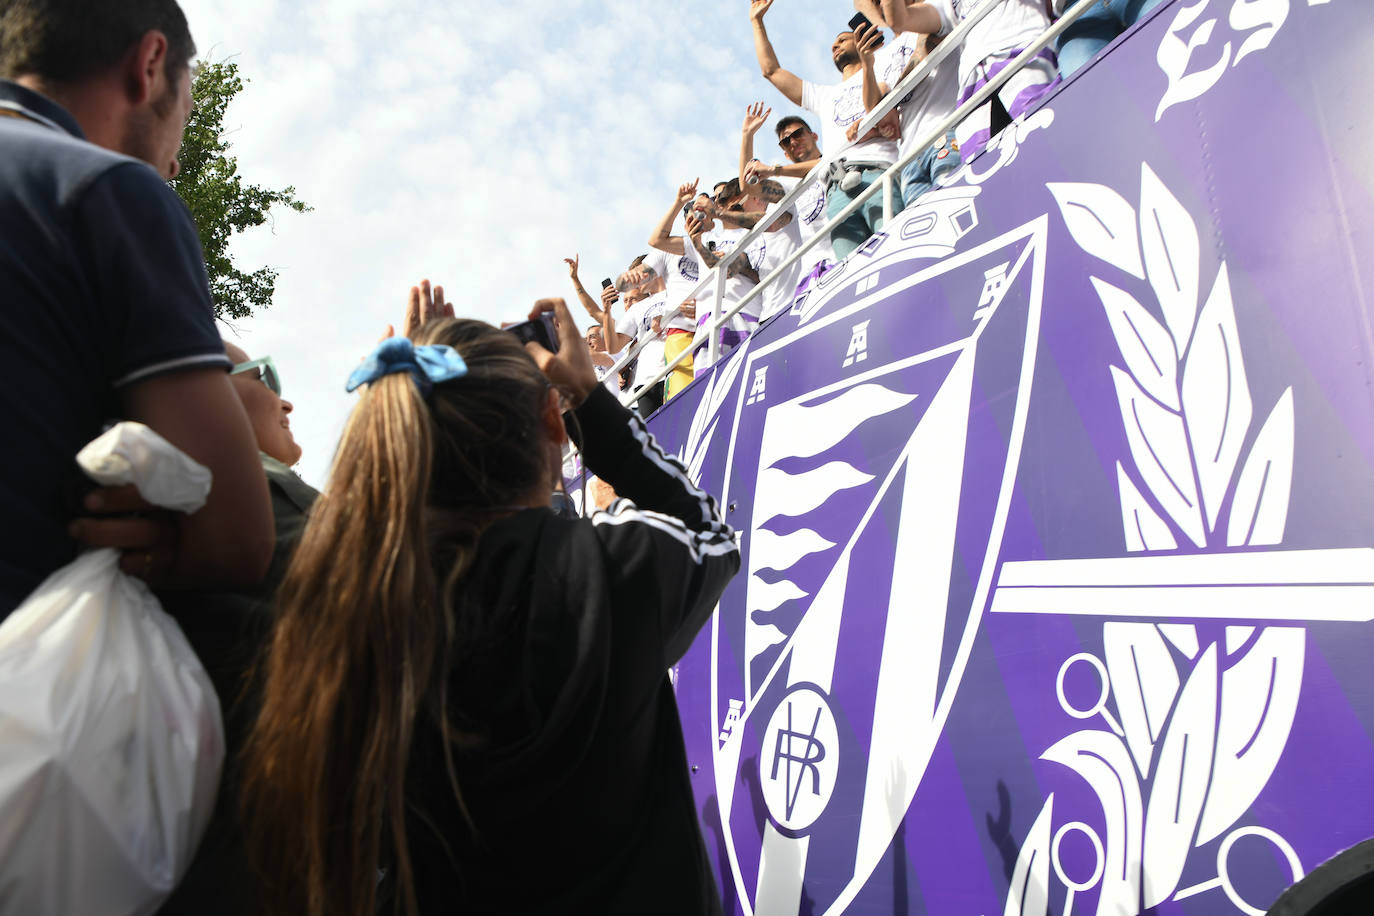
[847, 11, 873, 32]
[601, 278, 614, 289]
[505, 312, 560, 352]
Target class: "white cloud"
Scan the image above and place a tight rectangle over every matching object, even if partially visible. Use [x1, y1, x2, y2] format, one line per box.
[180, 0, 848, 486]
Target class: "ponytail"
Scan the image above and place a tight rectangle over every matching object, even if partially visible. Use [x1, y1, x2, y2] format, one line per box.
[242, 319, 553, 916]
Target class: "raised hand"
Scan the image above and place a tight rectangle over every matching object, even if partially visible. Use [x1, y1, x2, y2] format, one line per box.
[563, 254, 581, 282]
[398, 278, 453, 340]
[600, 283, 620, 313]
[685, 210, 707, 241]
[855, 21, 883, 64]
[743, 101, 772, 136]
[525, 297, 599, 408]
[676, 178, 701, 205]
[749, 0, 775, 22]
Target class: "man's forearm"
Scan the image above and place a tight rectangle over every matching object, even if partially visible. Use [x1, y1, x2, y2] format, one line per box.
[649, 196, 686, 253]
[694, 241, 720, 270]
[776, 158, 822, 179]
[861, 58, 885, 112]
[740, 127, 759, 201]
[718, 210, 765, 230]
[571, 282, 605, 321]
[885, 0, 943, 35]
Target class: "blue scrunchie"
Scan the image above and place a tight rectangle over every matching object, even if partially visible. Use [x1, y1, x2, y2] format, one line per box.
[345, 337, 468, 396]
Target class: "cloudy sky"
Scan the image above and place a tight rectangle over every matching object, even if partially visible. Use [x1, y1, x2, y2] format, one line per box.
[179, 0, 851, 486]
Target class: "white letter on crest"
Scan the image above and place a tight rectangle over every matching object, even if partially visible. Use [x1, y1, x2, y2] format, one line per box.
[1156, 0, 1233, 121]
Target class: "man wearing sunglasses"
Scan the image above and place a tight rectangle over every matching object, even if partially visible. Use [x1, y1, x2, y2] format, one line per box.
[740, 106, 835, 300]
[749, 0, 909, 260]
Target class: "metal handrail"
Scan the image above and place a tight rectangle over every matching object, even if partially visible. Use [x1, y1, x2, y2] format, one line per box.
[616, 0, 1103, 408]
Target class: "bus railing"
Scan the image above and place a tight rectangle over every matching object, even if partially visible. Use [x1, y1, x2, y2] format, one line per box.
[613, 0, 1101, 409]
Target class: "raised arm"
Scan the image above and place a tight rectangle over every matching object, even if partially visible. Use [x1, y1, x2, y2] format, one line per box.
[600, 285, 633, 354]
[883, 0, 946, 36]
[563, 254, 607, 324]
[750, 0, 804, 106]
[648, 179, 698, 257]
[857, 22, 890, 112]
[740, 102, 771, 202]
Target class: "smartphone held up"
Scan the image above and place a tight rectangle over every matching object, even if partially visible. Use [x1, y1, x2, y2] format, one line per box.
[505, 312, 560, 353]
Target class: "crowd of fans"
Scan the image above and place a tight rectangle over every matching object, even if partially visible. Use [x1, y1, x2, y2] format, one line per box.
[579, 0, 1164, 413]
[0, 0, 1165, 913]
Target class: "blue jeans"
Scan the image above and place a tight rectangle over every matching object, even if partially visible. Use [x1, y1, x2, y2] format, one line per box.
[900, 131, 963, 208]
[827, 167, 902, 261]
[1057, 0, 1166, 77]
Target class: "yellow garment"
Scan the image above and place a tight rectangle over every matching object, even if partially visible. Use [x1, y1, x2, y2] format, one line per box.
[664, 332, 695, 399]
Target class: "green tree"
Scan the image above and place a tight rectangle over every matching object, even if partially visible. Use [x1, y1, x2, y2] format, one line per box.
[170, 60, 311, 320]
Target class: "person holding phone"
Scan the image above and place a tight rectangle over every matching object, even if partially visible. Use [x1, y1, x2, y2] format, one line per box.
[241, 296, 740, 916]
[748, 0, 908, 259]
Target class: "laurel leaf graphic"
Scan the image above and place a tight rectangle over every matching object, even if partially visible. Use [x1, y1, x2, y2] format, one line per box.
[1118, 463, 1179, 552]
[1042, 730, 1142, 914]
[1227, 387, 1295, 546]
[1105, 623, 1180, 779]
[1159, 624, 1201, 660]
[1110, 366, 1207, 547]
[1182, 264, 1253, 532]
[1196, 627, 1305, 845]
[1142, 643, 1218, 908]
[1140, 163, 1201, 356]
[1002, 794, 1053, 916]
[1047, 183, 1144, 278]
[1095, 277, 1179, 410]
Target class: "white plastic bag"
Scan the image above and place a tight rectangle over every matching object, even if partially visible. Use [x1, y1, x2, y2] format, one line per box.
[0, 422, 224, 916]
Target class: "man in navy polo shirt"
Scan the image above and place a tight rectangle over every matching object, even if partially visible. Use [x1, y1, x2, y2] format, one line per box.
[0, 0, 274, 616]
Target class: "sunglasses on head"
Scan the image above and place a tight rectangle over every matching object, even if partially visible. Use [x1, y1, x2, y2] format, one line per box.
[230, 355, 282, 396]
[778, 128, 808, 147]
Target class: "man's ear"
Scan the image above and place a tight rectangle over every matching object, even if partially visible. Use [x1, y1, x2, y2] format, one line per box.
[124, 30, 170, 105]
[542, 387, 568, 447]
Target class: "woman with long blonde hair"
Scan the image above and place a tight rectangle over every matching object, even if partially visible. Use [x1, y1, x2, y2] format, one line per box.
[241, 297, 739, 916]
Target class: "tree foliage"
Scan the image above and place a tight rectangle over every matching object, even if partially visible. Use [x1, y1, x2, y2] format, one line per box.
[170, 60, 310, 320]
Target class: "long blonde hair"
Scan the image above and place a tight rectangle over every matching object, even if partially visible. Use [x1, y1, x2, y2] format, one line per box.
[241, 319, 553, 916]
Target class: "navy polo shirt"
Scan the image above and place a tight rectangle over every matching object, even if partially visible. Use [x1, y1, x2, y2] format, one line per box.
[0, 80, 229, 616]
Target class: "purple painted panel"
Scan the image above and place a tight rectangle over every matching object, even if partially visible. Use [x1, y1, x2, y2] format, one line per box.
[650, 2, 1374, 913]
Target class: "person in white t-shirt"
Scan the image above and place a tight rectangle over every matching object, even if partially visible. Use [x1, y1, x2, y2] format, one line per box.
[741, 108, 834, 295]
[737, 104, 812, 321]
[852, 21, 962, 209]
[648, 178, 767, 377]
[881, 0, 1059, 162]
[625, 248, 698, 400]
[749, 0, 911, 261]
[585, 325, 623, 394]
[564, 255, 630, 395]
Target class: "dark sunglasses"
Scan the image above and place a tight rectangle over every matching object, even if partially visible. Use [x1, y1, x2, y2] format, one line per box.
[778, 128, 809, 147]
[230, 355, 282, 395]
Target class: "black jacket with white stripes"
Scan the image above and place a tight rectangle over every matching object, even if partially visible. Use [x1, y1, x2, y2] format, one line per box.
[402, 383, 739, 915]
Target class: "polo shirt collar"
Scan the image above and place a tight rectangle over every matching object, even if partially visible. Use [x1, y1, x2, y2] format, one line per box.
[0, 79, 85, 139]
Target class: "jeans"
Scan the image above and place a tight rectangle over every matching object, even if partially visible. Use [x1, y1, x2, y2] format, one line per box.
[1057, 0, 1167, 77]
[826, 167, 902, 261]
[900, 131, 963, 208]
